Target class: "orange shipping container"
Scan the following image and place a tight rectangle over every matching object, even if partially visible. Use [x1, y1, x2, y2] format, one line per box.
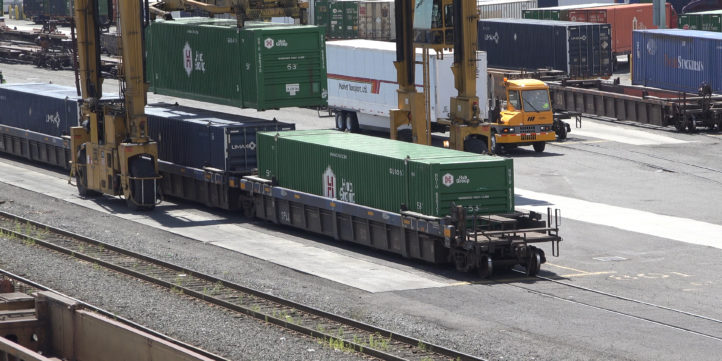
[568, 3, 677, 55]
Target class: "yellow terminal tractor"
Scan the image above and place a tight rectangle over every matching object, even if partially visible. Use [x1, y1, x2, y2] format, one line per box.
[390, 0, 566, 154]
[70, 0, 304, 210]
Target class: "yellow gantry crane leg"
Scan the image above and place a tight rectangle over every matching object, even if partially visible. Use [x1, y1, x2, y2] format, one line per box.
[70, 0, 159, 210]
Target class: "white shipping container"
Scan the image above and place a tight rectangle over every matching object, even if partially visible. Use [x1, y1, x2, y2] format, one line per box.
[326, 40, 488, 132]
[358, 1, 395, 41]
[477, 0, 538, 19]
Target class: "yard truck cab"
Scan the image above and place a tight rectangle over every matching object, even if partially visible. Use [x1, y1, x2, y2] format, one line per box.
[491, 78, 556, 153]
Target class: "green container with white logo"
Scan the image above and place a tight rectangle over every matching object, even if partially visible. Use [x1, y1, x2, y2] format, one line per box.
[257, 131, 514, 217]
[146, 18, 328, 110]
[678, 10, 722, 32]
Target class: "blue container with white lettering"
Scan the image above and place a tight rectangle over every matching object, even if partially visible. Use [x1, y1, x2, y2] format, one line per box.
[145, 104, 295, 173]
[632, 29, 722, 94]
[0, 83, 82, 137]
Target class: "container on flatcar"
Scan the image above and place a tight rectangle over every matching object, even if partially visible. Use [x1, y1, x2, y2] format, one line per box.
[632, 29, 722, 94]
[145, 104, 295, 173]
[257, 131, 514, 217]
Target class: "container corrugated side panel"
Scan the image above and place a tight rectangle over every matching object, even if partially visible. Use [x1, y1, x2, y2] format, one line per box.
[632, 30, 722, 94]
[240, 26, 328, 110]
[408, 157, 514, 217]
[257, 131, 515, 217]
[567, 23, 613, 78]
[478, 19, 568, 73]
[0, 83, 80, 137]
[146, 19, 243, 107]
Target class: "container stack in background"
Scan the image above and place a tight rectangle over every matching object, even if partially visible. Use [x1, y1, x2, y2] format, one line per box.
[477, 0, 538, 19]
[314, 0, 395, 40]
[678, 10, 722, 32]
[145, 18, 328, 111]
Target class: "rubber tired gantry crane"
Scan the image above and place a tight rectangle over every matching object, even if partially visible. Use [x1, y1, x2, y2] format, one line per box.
[70, 0, 303, 210]
[390, 0, 491, 152]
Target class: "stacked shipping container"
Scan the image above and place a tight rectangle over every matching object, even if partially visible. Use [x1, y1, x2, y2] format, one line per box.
[632, 29, 722, 94]
[145, 18, 328, 111]
[257, 130, 515, 217]
[314, 0, 395, 40]
[678, 10, 722, 32]
[478, 18, 613, 78]
[522, 3, 612, 21]
[477, 0, 538, 19]
[567, 3, 678, 55]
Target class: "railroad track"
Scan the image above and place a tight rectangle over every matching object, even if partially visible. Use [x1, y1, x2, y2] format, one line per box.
[0, 210, 484, 361]
[0, 268, 229, 361]
[501, 270, 722, 342]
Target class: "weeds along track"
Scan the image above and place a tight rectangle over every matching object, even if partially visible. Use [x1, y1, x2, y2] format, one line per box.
[0, 210, 485, 361]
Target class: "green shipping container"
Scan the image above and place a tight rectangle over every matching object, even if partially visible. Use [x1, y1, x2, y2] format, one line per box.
[342, 1, 359, 38]
[679, 10, 722, 32]
[522, 4, 611, 21]
[146, 18, 328, 111]
[257, 131, 514, 217]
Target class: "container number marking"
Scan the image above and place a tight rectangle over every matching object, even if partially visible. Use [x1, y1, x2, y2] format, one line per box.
[287, 63, 297, 71]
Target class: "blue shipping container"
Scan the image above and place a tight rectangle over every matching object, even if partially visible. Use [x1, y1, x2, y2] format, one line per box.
[145, 104, 295, 173]
[478, 18, 613, 78]
[0, 83, 82, 137]
[632, 29, 722, 94]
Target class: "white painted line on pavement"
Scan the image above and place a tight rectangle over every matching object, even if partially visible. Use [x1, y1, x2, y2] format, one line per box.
[516, 188, 722, 250]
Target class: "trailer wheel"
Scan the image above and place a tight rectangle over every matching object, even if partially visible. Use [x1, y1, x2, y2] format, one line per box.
[477, 255, 493, 279]
[334, 111, 346, 130]
[533, 142, 546, 153]
[463, 136, 488, 154]
[526, 247, 542, 277]
[345, 112, 359, 133]
[75, 148, 100, 197]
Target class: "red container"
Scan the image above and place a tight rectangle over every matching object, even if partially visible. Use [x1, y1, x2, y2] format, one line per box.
[568, 4, 677, 55]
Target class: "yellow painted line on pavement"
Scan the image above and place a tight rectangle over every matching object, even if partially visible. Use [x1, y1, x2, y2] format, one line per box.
[557, 140, 609, 145]
[559, 271, 616, 278]
[545, 263, 591, 274]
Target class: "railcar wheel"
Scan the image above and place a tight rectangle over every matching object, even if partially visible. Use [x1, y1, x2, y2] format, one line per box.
[526, 247, 542, 277]
[477, 255, 493, 279]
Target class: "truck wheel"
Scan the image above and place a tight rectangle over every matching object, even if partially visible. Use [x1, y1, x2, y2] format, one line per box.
[345, 112, 359, 133]
[556, 123, 567, 140]
[533, 142, 546, 153]
[490, 131, 501, 154]
[463, 136, 488, 154]
[334, 111, 346, 130]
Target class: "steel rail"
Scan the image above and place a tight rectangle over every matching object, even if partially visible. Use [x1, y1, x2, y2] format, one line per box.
[0, 210, 486, 361]
[503, 270, 722, 342]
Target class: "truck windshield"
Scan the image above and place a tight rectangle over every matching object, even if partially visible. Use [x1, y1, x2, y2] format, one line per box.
[508, 90, 521, 110]
[522, 89, 551, 112]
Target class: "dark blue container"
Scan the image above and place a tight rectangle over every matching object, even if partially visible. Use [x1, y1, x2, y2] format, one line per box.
[0, 83, 82, 137]
[478, 18, 613, 78]
[632, 29, 722, 94]
[145, 104, 295, 173]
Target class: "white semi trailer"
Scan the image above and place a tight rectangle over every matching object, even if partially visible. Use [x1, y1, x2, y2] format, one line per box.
[325, 39, 488, 134]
